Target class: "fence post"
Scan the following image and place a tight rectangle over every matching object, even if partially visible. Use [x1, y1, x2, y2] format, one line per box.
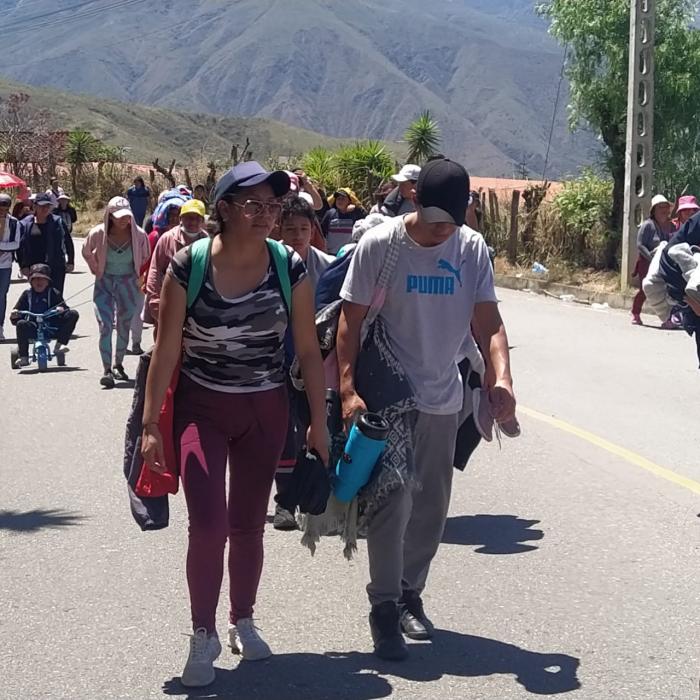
[488, 189, 498, 226]
[508, 190, 521, 264]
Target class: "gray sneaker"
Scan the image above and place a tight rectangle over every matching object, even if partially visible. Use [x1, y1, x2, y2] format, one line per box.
[229, 618, 272, 661]
[472, 388, 494, 442]
[273, 505, 298, 531]
[181, 628, 221, 688]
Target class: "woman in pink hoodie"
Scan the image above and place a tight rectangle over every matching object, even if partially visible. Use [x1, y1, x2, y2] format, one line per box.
[82, 196, 150, 388]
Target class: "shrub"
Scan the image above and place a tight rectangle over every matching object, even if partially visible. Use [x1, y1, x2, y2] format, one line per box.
[551, 171, 618, 269]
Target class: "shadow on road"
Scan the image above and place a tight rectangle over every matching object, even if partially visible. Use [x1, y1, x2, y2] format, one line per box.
[18, 367, 87, 375]
[441, 514, 544, 554]
[162, 629, 580, 699]
[0, 508, 85, 533]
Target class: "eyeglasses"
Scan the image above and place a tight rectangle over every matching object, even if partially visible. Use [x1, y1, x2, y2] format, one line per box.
[227, 198, 283, 219]
[0, 203, 10, 208]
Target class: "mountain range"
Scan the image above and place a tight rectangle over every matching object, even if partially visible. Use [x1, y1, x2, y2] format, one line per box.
[0, 0, 598, 177]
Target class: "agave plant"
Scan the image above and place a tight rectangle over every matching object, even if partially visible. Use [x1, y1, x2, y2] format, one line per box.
[66, 129, 101, 198]
[335, 140, 395, 206]
[301, 147, 340, 192]
[405, 111, 441, 164]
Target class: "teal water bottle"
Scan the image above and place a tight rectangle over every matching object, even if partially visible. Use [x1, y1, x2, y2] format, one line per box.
[334, 413, 390, 503]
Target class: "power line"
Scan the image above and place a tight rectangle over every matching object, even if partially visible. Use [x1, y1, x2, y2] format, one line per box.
[541, 44, 568, 182]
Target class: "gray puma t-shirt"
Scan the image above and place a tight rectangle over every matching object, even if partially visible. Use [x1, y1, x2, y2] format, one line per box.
[341, 218, 497, 414]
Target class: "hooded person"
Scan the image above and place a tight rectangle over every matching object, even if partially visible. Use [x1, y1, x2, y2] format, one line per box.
[152, 195, 189, 236]
[145, 198, 208, 328]
[82, 196, 150, 388]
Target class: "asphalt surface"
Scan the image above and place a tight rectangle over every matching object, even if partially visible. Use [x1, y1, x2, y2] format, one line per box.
[1, 259, 698, 700]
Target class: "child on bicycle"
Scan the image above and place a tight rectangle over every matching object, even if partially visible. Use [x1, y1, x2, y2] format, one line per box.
[10, 264, 79, 367]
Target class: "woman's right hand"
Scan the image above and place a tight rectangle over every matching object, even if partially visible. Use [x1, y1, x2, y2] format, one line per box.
[141, 423, 167, 474]
[341, 390, 367, 433]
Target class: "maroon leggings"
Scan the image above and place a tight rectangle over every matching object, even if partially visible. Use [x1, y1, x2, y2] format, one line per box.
[175, 374, 288, 632]
[632, 256, 651, 316]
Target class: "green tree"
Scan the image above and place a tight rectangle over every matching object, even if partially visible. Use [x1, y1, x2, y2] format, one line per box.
[537, 0, 700, 235]
[335, 141, 395, 207]
[404, 111, 441, 164]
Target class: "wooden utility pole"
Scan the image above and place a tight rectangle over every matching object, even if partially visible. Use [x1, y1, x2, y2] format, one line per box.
[621, 0, 655, 290]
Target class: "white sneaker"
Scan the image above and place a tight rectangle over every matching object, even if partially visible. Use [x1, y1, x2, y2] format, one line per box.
[229, 618, 272, 661]
[181, 628, 221, 688]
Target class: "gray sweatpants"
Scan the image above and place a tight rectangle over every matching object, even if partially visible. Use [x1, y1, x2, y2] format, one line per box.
[366, 410, 460, 605]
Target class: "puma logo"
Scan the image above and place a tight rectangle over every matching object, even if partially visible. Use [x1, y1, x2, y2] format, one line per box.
[437, 259, 467, 287]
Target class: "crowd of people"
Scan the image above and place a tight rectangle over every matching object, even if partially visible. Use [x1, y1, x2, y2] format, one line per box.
[3, 152, 700, 690]
[634, 192, 700, 367]
[1, 158, 519, 687]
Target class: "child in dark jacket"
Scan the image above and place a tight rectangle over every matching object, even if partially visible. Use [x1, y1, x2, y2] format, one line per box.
[10, 264, 79, 366]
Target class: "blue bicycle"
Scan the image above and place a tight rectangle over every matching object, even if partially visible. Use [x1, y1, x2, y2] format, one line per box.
[11, 309, 67, 372]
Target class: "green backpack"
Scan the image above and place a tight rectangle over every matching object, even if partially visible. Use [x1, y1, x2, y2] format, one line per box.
[186, 237, 293, 312]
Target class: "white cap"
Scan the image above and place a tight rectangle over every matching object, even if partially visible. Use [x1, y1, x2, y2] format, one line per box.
[107, 196, 132, 219]
[298, 191, 314, 206]
[651, 194, 670, 210]
[392, 164, 421, 183]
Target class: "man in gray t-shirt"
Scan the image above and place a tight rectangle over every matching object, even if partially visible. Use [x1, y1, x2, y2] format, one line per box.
[338, 158, 516, 661]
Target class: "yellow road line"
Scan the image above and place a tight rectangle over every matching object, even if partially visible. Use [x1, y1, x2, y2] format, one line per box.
[519, 405, 700, 496]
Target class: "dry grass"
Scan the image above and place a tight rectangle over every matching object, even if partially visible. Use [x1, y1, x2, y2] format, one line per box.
[495, 257, 621, 293]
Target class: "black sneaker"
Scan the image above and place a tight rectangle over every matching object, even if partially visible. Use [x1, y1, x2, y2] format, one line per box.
[273, 505, 298, 531]
[399, 591, 434, 640]
[369, 602, 408, 661]
[100, 370, 115, 389]
[130, 343, 144, 355]
[112, 364, 129, 381]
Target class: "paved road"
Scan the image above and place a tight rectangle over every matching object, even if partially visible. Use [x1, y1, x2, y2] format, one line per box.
[1, 260, 698, 700]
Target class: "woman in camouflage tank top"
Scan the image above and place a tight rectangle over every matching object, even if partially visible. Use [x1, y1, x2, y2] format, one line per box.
[141, 163, 328, 688]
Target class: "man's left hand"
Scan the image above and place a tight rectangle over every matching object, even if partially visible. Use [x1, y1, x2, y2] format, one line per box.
[489, 381, 516, 423]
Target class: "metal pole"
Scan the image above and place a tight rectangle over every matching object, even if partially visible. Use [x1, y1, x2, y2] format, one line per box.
[622, 0, 655, 291]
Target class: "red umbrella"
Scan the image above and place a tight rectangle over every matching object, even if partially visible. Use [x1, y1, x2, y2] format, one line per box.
[0, 172, 28, 200]
[0, 172, 26, 189]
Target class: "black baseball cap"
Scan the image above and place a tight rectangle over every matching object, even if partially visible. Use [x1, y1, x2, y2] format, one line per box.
[213, 161, 291, 203]
[415, 158, 470, 227]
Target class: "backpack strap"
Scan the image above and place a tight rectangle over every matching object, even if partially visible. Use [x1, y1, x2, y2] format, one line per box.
[187, 237, 292, 313]
[266, 239, 293, 315]
[187, 237, 212, 309]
